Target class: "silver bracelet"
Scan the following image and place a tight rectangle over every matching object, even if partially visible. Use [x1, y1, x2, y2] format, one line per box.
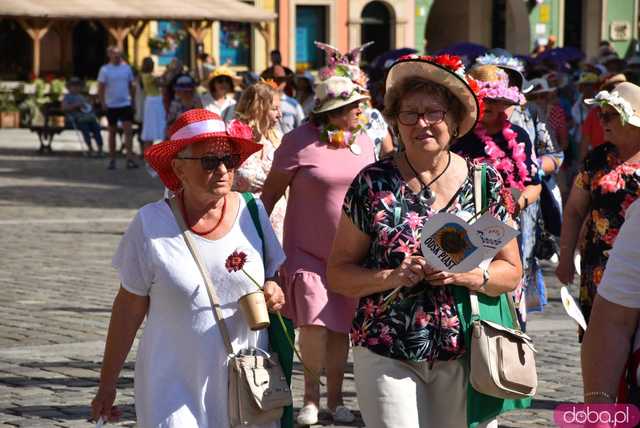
[584, 391, 615, 402]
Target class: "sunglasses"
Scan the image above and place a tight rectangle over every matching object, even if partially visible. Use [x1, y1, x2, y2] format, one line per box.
[176, 154, 241, 171]
[597, 111, 620, 123]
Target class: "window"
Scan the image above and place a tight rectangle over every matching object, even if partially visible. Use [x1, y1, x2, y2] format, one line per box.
[296, 6, 327, 71]
[220, 22, 251, 66]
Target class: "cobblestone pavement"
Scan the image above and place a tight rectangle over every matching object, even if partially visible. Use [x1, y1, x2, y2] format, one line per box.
[0, 130, 582, 427]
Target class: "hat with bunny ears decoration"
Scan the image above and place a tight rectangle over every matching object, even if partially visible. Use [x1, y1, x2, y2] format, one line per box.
[314, 41, 374, 88]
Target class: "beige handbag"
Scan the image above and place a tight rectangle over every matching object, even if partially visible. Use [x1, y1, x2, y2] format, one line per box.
[468, 165, 538, 400]
[169, 198, 292, 427]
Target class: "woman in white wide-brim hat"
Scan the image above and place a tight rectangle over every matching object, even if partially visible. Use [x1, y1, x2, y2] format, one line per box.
[261, 76, 375, 425]
[326, 55, 528, 427]
[557, 82, 640, 335]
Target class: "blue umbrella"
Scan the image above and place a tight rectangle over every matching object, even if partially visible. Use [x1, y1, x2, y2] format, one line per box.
[535, 47, 585, 64]
[435, 42, 488, 63]
[369, 48, 418, 71]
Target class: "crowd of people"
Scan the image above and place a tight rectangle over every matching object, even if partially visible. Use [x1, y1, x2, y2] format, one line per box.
[87, 38, 640, 428]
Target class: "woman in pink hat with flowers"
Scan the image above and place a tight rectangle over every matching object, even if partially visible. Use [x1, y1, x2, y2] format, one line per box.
[90, 109, 288, 428]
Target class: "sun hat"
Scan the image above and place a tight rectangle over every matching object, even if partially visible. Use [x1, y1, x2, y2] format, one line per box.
[469, 64, 525, 106]
[209, 66, 236, 80]
[144, 109, 262, 191]
[527, 77, 556, 95]
[475, 49, 533, 93]
[385, 54, 481, 138]
[600, 73, 627, 91]
[577, 72, 599, 85]
[584, 82, 640, 128]
[313, 76, 369, 114]
[174, 75, 197, 90]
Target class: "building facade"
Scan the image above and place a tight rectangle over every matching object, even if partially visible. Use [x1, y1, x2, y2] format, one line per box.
[414, 0, 639, 58]
[276, 0, 416, 71]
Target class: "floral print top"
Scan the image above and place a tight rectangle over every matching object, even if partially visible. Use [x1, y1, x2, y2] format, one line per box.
[343, 157, 510, 362]
[575, 143, 640, 320]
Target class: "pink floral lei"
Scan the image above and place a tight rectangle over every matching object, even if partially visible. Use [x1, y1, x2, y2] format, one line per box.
[474, 113, 528, 191]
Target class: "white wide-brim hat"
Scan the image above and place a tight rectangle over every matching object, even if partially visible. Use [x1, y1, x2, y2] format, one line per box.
[385, 56, 480, 138]
[585, 81, 640, 128]
[313, 76, 369, 114]
[527, 77, 556, 95]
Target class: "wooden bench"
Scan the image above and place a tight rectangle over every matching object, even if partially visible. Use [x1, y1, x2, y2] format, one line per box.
[29, 103, 141, 154]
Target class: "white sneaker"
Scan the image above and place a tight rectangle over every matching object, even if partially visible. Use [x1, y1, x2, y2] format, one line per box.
[296, 403, 319, 426]
[332, 405, 355, 423]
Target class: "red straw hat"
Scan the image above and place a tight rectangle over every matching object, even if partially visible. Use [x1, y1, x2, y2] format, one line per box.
[144, 109, 261, 191]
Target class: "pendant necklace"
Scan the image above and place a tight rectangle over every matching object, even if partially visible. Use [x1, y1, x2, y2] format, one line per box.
[404, 151, 452, 206]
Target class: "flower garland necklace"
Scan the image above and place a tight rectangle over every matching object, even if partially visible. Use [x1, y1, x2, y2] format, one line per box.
[474, 114, 528, 191]
[319, 123, 364, 155]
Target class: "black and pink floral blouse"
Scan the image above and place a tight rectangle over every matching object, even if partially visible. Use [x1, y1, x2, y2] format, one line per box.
[343, 157, 510, 362]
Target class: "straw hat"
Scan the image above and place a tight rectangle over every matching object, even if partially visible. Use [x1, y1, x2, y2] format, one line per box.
[385, 54, 481, 138]
[313, 76, 369, 114]
[469, 64, 525, 106]
[585, 82, 640, 128]
[144, 109, 261, 191]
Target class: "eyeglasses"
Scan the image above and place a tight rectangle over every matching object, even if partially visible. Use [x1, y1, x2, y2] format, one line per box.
[176, 154, 241, 171]
[597, 111, 620, 123]
[397, 110, 446, 126]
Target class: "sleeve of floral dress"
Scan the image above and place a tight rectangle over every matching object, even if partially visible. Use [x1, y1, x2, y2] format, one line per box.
[343, 167, 374, 236]
[484, 164, 511, 224]
[575, 143, 606, 191]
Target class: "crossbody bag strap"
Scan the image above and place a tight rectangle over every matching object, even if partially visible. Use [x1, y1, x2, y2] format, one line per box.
[168, 197, 235, 355]
[469, 165, 521, 330]
[241, 192, 266, 257]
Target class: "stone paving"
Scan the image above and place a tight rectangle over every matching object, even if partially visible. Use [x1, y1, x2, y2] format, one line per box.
[0, 130, 583, 427]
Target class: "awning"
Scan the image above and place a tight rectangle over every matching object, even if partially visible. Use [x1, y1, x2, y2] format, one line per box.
[0, 0, 276, 23]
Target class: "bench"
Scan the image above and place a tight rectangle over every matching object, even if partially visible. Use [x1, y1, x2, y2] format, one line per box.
[29, 102, 141, 154]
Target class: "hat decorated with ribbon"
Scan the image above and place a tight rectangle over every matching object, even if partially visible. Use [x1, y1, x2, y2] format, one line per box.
[144, 109, 261, 191]
[313, 76, 369, 114]
[385, 54, 482, 138]
[584, 82, 640, 128]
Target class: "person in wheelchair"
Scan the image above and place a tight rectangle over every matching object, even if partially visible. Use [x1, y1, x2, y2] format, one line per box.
[62, 77, 104, 157]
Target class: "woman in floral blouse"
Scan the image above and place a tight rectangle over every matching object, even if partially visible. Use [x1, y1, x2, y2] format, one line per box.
[327, 55, 527, 428]
[556, 82, 640, 333]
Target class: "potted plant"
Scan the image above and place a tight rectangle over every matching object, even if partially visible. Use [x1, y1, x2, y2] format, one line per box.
[0, 92, 20, 128]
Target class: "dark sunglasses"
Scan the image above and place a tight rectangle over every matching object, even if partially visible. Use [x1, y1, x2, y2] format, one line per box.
[176, 154, 241, 171]
[597, 111, 620, 123]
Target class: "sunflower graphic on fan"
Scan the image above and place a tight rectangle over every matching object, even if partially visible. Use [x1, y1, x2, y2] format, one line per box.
[431, 223, 477, 265]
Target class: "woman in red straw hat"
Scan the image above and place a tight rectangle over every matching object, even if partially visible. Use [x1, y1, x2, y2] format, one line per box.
[90, 109, 288, 428]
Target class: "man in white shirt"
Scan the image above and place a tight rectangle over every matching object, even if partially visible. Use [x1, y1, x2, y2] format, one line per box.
[582, 198, 640, 404]
[98, 46, 138, 170]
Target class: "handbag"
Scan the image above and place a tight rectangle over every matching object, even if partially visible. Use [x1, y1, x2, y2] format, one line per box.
[468, 164, 538, 399]
[169, 197, 293, 427]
